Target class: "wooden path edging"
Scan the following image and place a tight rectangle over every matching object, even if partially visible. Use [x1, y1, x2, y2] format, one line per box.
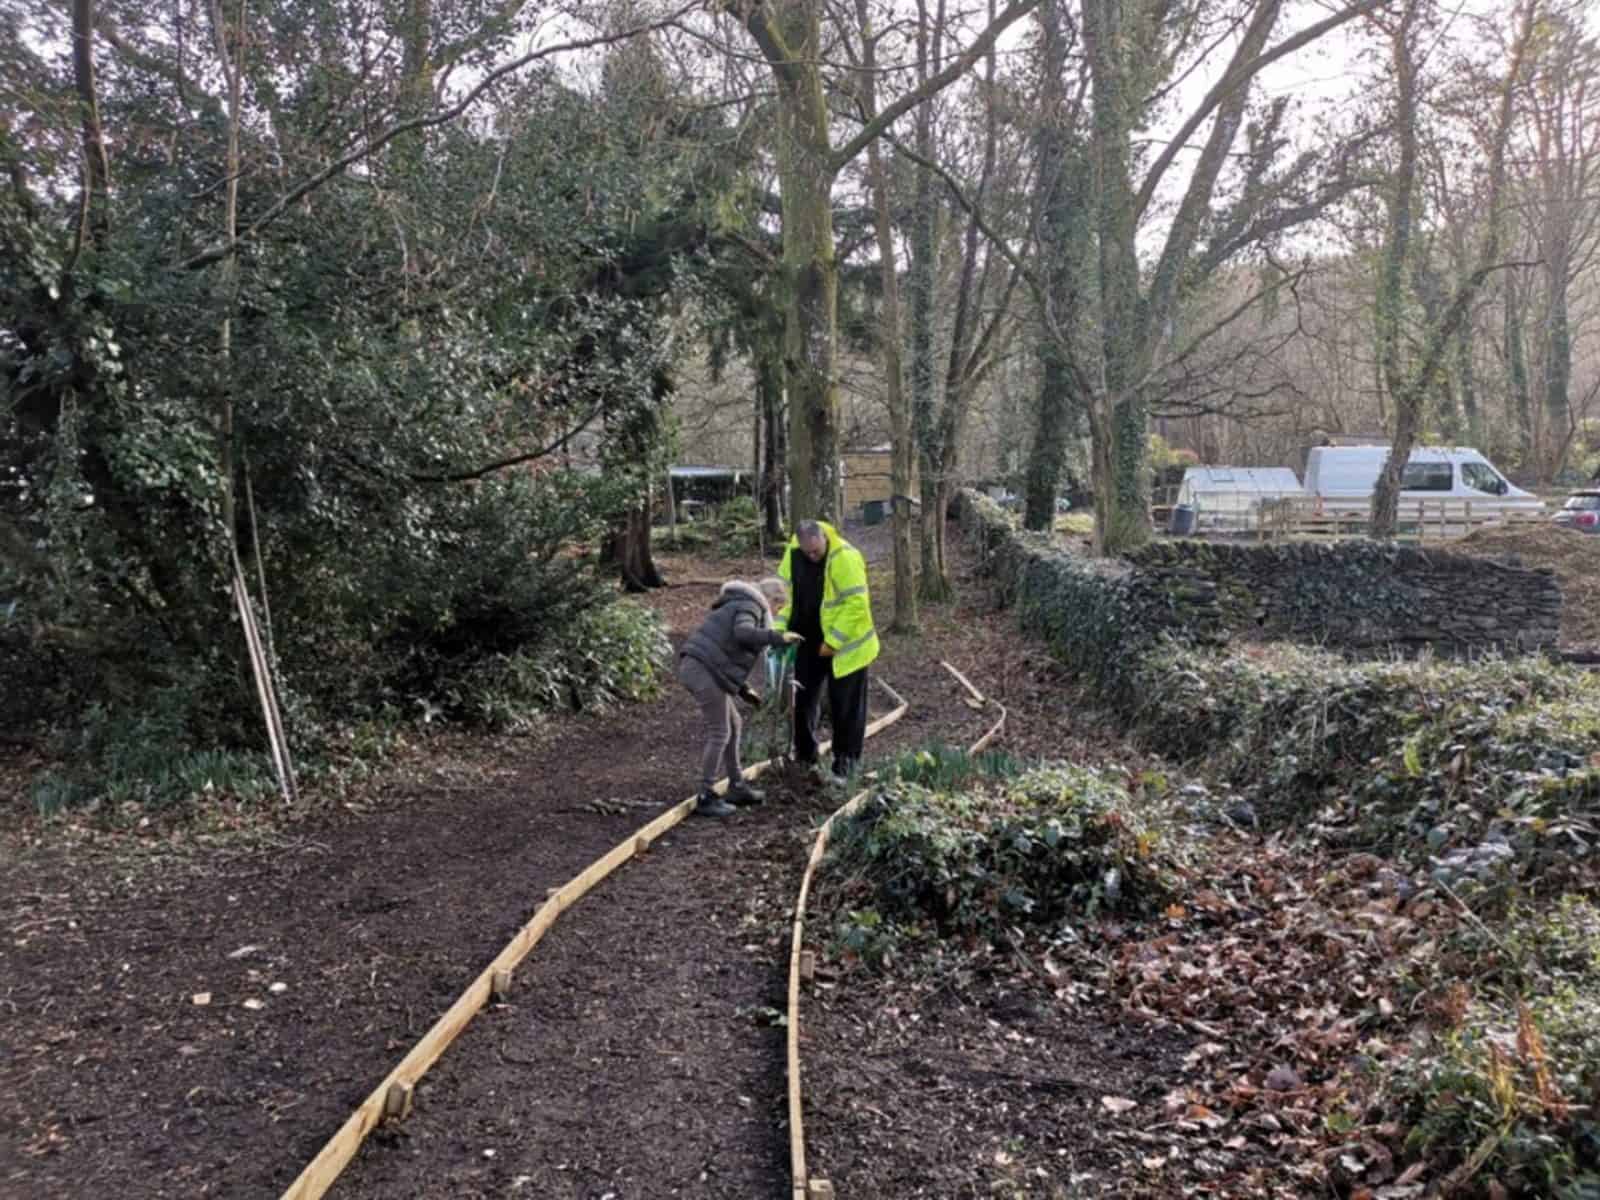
[279, 680, 909, 1200]
[786, 665, 1006, 1199]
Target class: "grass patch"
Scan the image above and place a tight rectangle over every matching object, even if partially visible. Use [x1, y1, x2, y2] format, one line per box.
[1054, 511, 1095, 537]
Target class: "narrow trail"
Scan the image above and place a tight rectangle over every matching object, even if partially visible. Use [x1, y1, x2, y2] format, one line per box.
[3, 528, 1001, 1199]
[324, 638, 978, 1196]
[1, 689, 709, 1198]
[331, 773, 826, 1198]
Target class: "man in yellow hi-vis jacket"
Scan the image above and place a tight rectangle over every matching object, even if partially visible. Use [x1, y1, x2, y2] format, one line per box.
[776, 519, 879, 779]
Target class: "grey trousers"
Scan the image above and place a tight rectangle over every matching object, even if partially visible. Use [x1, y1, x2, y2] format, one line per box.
[677, 654, 742, 794]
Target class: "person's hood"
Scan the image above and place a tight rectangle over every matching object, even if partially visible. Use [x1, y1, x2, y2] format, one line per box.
[714, 580, 769, 616]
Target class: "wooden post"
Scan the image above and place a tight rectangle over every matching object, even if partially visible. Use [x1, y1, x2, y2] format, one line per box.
[665, 468, 677, 545]
[383, 1081, 413, 1121]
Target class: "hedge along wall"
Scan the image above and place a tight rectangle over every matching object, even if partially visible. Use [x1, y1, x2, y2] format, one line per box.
[953, 488, 1599, 862]
[953, 490, 1156, 697]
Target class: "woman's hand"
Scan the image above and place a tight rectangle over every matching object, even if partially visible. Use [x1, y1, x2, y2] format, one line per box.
[781, 631, 805, 644]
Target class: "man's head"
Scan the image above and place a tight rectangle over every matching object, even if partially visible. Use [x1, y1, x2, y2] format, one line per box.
[796, 520, 827, 563]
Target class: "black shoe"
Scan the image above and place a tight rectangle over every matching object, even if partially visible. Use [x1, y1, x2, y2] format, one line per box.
[832, 758, 858, 781]
[726, 782, 765, 807]
[694, 790, 735, 818]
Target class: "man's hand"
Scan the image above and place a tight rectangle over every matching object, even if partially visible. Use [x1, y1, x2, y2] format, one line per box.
[781, 631, 805, 644]
[819, 643, 835, 658]
[738, 684, 762, 706]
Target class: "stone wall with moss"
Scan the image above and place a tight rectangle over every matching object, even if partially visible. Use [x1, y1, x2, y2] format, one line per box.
[955, 488, 1562, 658]
[1126, 539, 1561, 656]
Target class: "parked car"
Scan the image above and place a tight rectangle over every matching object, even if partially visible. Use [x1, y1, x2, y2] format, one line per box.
[1552, 489, 1600, 532]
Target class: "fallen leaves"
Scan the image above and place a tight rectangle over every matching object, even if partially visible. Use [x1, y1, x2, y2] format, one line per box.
[1086, 837, 1466, 1196]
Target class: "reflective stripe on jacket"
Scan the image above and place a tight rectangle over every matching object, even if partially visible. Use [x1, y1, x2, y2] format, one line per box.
[776, 521, 879, 679]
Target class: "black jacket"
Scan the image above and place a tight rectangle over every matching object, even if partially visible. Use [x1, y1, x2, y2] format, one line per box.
[680, 582, 787, 694]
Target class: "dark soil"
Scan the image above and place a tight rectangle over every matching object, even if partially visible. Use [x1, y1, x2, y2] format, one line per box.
[803, 959, 1191, 1198]
[1, 521, 1183, 1200]
[330, 764, 847, 1200]
[1, 697, 709, 1198]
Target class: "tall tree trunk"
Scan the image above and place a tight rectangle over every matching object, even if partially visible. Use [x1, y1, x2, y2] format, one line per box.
[1368, 0, 1425, 537]
[69, 0, 112, 258]
[759, 340, 787, 539]
[607, 485, 665, 593]
[1373, 0, 1533, 535]
[1542, 261, 1571, 482]
[910, 0, 945, 596]
[1456, 319, 1479, 446]
[1024, 0, 1082, 532]
[746, 2, 842, 523]
[1026, 352, 1075, 529]
[742, 0, 1039, 525]
[928, 0, 1006, 587]
[1412, 259, 1461, 440]
[858, 0, 917, 631]
[1506, 274, 1533, 467]
[1083, 0, 1147, 552]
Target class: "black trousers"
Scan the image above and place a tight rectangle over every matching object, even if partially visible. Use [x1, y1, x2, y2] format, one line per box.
[793, 646, 869, 773]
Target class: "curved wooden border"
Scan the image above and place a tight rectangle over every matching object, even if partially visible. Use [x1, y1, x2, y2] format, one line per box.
[279, 679, 908, 1200]
[786, 666, 1004, 1199]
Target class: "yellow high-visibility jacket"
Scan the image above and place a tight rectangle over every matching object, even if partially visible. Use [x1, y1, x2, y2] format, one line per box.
[776, 521, 879, 679]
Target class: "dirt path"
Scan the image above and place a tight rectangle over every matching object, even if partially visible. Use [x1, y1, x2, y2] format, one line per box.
[330, 768, 839, 1199]
[1, 691, 710, 1198]
[0, 524, 992, 1198]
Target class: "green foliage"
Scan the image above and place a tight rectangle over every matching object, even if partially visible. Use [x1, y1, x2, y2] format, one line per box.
[654, 522, 717, 552]
[1390, 898, 1600, 1196]
[881, 741, 1026, 791]
[454, 599, 670, 731]
[712, 495, 762, 555]
[824, 765, 1181, 966]
[740, 645, 796, 763]
[1, 17, 763, 808]
[656, 497, 764, 557]
[31, 694, 277, 815]
[956, 488, 1600, 892]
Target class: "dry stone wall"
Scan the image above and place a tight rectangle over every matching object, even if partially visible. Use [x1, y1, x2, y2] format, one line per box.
[1127, 539, 1561, 656]
[954, 489, 1562, 658]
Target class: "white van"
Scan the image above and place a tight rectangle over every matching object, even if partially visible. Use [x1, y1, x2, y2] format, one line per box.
[1302, 446, 1543, 515]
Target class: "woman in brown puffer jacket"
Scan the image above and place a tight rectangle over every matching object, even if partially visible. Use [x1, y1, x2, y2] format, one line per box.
[677, 577, 802, 816]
